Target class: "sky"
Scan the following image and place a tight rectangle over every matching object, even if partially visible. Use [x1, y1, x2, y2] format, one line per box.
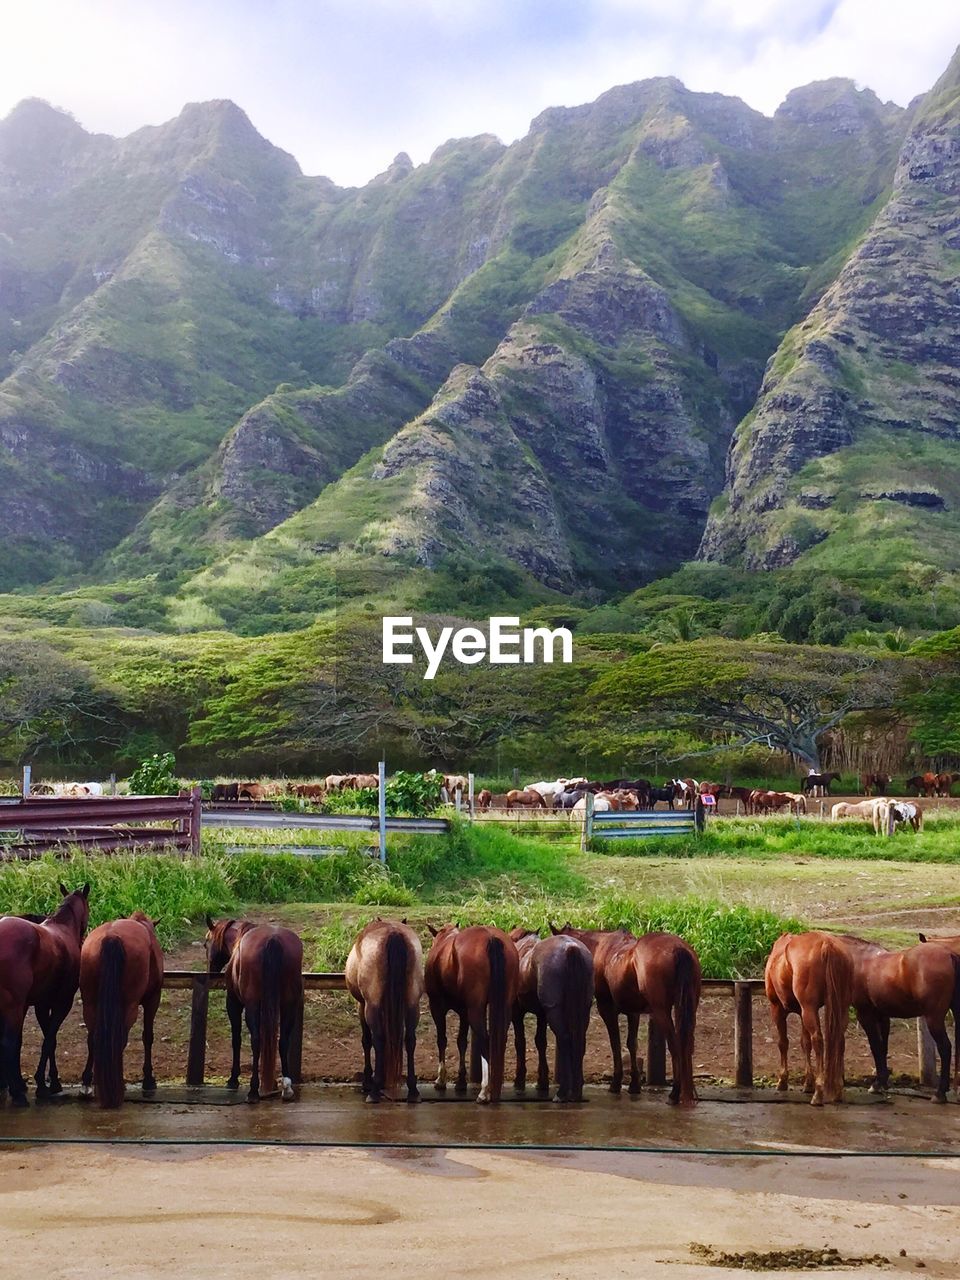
[1, 0, 958, 186]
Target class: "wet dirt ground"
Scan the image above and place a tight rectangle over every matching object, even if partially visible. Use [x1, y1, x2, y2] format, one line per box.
[2, 1090, 960, 1280]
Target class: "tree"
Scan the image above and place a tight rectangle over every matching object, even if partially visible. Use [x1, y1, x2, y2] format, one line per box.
[582, 640, 907, 770]
[0, 640, 121, 763]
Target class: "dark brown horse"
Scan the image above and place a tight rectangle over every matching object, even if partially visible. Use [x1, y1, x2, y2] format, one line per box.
[345, 919, 423, 1103]
[554, 925, 700, 1105]
[801, 772, 841, 797]
[906, 772, 940, 798]
[79, 911, 163, 1108]
[510, 929, 593, 1102]
[425, 924, 519, 1104]
[848, 936, 960, 1101]
[0, 884, 89, 1106]
[860, 772, 890, 796]
[764, 931, 853, 1105]
[206, 917, 304, 1102]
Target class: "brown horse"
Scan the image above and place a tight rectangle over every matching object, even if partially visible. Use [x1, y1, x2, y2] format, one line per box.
[506, 789, 546, 810]
[345, 919, 423, 1103]
[764, 931, 853, 1105]
[79, 911, 163, 1108]
[510, 929, 593, 1102]
[0, 884, 90, 1106]
[425, 924, 519, 1104]
[206, 917, 303, 1102]
[554, 925, 700, 1105]
[907, 772, 940, 798]
[847, 937, 960, 1101]
[860, 772, 891, 796]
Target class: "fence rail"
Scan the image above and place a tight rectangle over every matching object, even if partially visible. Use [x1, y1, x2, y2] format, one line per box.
[0, 791, 202, 858]
[165, 970, 938, 1093]
[582, 796, 705, 848]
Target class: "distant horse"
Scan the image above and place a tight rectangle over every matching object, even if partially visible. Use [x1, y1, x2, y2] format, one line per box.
[936, 772, 960, 797]
[506, 789, 546, 811]
[764, 931, 853, 1105]
[720, 785, 754, 811]
[831, 798, 889, 833]
[879, 800, 923, 834]
[860, 772, 890, 796]
[211, 782, 240, 802]
[79, 911, 163, 1108]
[425, 924, 519, 1104]
[648, 785, 678, 810]
[554, 925, 700, 1105]
[847, 938, 960, 1101]
[476, 789, 493, 812]
[906, 772, 939, 798]
[672, 778, 699, 810]
[509, 929, 593, 1102]
[206, 918, 303, 1102]
[0, 884, 89, 1106]
[553, 787, 588, 811]
[345, 919, 423, 1103]
[801, 772, 841, 797]
[292, 782, 326, 801]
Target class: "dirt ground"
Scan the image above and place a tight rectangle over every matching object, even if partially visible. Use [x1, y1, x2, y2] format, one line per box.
[2, 1140, 958, 1279]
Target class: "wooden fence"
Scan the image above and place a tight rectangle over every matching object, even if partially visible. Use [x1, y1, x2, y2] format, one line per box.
[0, 790, 202, 858]
[168, 970, 939, 1092]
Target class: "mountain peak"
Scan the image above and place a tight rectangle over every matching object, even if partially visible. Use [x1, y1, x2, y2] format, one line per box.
[775, 78, 901, 131]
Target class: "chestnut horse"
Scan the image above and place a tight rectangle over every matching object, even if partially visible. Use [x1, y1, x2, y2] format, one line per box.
[555, 925, 700, 1105]
[79, 911, 163, 1108]
[510, 929, 593, 1102]
[506, 789, 546, 811]
[206, 918, 303, 1102]
[0, 884, 90, 1106]
[345, 919, 423, 1103]
[764, 931, 853, 1105]
[425, 924, 519, 1104]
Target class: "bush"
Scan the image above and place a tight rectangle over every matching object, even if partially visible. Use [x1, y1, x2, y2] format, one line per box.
[128, 752, 179, 796]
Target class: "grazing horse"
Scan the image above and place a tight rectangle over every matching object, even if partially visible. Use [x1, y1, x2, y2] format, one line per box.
[345, 919, 423, 1103]
[830, 799, 889, 833]
[847, 938, 960, 1101]
[554, 925, 700, 1105]
[0, 884, 90, 1106]
[860, 772, 890, 796]
[879, 800, 923, 834]
[801, 772, 841, 797]
[476, 788, 493, 812]
[425, 924, 519, 1104]
[79, 911, 163, 1108]
[505, 788, 546, 810]
[293, 782, 326, 801]
[764, 931, 853, 1106]
[509, 929, 593, 1102]
[206, 918, 304, 1102]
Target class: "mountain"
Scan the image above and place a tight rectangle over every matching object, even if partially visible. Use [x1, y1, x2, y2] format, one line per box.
[0, 60, 946, 626]
[699, 53, 960, 573]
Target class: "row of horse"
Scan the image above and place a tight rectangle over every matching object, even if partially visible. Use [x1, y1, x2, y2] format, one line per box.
[210, 772, 468, 804]
[831, 798, 924, 834]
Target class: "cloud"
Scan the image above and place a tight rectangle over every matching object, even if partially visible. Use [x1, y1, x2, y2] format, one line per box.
[0, 0, 956, 184]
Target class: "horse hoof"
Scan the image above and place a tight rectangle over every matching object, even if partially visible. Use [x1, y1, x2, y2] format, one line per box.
[608, 1082, 622, 1095]
[454, 1080, 468, 1095]
[79, 1084, 94, 1099]
[476, 1093, 491, 1106]
[407, 1090, 422, 1104]
[364, 1093, 381, 1105]
[932, 1094, 947, 1105]
[281, 1078, 294, 1101]
[628, 1082, 642, 1096]
[246, 1091, 260, 1104]
[11, 1094, 28, 1109]
[34, 1083, 49, 1099]
[513, 1080, 526, 1093]
[810, 1094, 824, 1107]
[142, 1079, 157, 1093]
[48, 1081, 63, 1096]
[776, 1080, 789, 1093]
[225, 1077, 240, 1091]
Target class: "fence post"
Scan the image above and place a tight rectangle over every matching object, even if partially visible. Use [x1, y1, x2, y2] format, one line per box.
[109, 773, 116, 796]
[734, 981, 754, 1089]
[695, 797, 706, 834]
[21, 765, 31, 798]
[647, 1018, 667, 1086]
[918, 1017, 938, 1088]
[190, 785, 202, 856]
[581, 791, 594, 851]
[186, 975, 209, 1087]
[378, 760, 387, 864]
[468, 772, 475, 822]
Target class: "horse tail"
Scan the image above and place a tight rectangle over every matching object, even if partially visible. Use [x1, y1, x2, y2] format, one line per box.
[94, 936, 127, 1108]
[950, 954, 960, 1089]
[486, 936, 510, 1102]
[673, 945, 701, 1104]
[821, 941, 852, 1102]
[381, 930, 408, 1094]
[562, 945, 594, 1097]
[258, 935, 282, 1094]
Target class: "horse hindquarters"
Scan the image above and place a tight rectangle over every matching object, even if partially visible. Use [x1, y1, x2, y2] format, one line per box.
[480, 937, 511, 1104]
[368, 931, 409, 1102]
[553, 947, 593, 1102]
[669, 947, 701, 1106]
[253, 936, 283, 1100]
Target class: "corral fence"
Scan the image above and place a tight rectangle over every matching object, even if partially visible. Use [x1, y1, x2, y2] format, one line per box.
[171, 970, 941, 1093]
[581, 794, 706, 850]
[0, 789, 202, 858]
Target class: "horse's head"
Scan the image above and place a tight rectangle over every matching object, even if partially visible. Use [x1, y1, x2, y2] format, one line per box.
[205, 916, 240, 972]
[56, 881, 90, 936]
[131, 909, 161, 935]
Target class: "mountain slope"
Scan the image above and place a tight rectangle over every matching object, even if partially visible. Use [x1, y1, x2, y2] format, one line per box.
[699, 53, 960, 572]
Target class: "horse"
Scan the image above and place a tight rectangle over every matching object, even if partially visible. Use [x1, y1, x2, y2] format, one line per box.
[345, 919, 423, 1103]
[719, 785, 754, 811]
[764, 931, 853, 1105]
[860, 772, 890, 796]
[845, 937, 960, 1101]
[554, 787, 589, 811]
[801, 771, 841, 797]
[554, 924, 700, 1105]
[205, 917, 304, 1102]
[906, 772, 939, 798]
[424, 924, 519, 1104]
[211, 782, 240, 803]
[697, 782, 723, 811]
[522, 779, 563, 801]
[353, 773, 379, 791]
[648, 785, 678, 809]
[476, 788, 493, 812]
[510, 930, 593, 1102]
[505, 788, 546, 810]
[79, 910, 163, 1108]
[830, 798, 889, 833]
[323, 774, 355, 792]
[0, 884, 90, 1106]
[879, 800, 923, 834]
[672, 778, 699, 810]
[936, 772, 960, 797]
[292, 782, 326, 801]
